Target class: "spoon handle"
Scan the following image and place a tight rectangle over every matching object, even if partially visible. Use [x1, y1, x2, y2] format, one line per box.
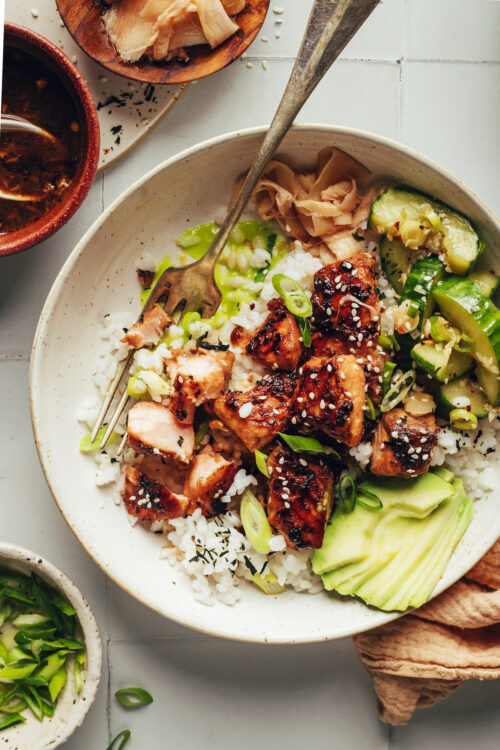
[197, 0, 380, 271]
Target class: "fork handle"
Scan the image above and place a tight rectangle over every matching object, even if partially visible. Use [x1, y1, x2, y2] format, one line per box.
[195, 0, 380, 273]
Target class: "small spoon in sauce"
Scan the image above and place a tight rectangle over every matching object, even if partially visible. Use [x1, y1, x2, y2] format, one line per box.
[0, 115, 64, 202]
[2, 114, 58, 142]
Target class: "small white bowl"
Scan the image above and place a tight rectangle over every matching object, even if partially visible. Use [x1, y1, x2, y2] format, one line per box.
[0, 543, 101, 749]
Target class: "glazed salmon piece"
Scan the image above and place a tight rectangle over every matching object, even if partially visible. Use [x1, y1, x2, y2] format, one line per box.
[123, 465, 189, 521]
[370, 408, 440, 477]
[267, 443, 334, 550]
[311, 254, 380, 340]
[166, 350, 234, 424]
[311, 333, 388, 404]
[183, 445, 238, 516]
[213, 370, 299, 452]
[245, 298, 303, 371]
[121, 304, 172, 349]
[127, 401, 195, 463]
[293, 354, 366, 447]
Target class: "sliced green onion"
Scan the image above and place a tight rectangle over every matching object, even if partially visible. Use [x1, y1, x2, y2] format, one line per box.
[194, 420, 210, 447]
[297, 316, 311, 347]
[380, 369, 416, 413]
[278, 433, 340, 458]
[338, 475, 356, 512]
[377, 332, 394, 352]
[48, 666, 67, 702]
[0, 603, 13, 628]
[254, 450, 269, 478]
[115, 687, 154, 709]
[272, 273, 303, 297]
[272, 274, 313, 318]
[12, 614, 51, 628]
[107, 730, 131, 750]
[381, 362, 397, 396]
[365, 396, 378, 420]
[406, 300, 420, 319]
[429, 315, 454, 343]
[0, 713, 25, 731]
[356, 487, 383, 511]
[79, 426, 120, 453]
[126, 372, 148, 399]
[0, 663, 37, 682]
[21, 686, 43, 721]
[74, 652, 85, 694]
[251, 573, 285, 595]
[37, 653, 66, 682]
[449, 408, 478, 431]
[240, 491, 272, 555]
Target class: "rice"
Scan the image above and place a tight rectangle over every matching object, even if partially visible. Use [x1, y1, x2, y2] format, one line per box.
[78, 224, 500, 607]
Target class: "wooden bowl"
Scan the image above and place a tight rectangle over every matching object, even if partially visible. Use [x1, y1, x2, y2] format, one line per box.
[0, 24, 100, 257]
[56, 0, 270, 84]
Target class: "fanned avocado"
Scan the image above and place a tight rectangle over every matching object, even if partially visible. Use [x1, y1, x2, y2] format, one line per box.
[313, 473, 473, 612]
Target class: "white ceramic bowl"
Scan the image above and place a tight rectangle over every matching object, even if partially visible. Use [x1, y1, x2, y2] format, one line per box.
[30, 125, 500, 644]
[0, 543, 101, 749]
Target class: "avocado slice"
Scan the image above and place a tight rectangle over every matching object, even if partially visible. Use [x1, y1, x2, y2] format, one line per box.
[432, 467, 455, 483]
[314, 473, 472, 612]
[312, 474, 453, 577]
[387, 482, 473, 610]
[356, 480, 470, 610]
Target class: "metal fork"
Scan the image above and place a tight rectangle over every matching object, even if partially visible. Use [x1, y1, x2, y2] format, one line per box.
[94, 0, 380, 451]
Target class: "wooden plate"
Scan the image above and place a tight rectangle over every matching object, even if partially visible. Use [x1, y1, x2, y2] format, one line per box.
[56, 0, 270, 84]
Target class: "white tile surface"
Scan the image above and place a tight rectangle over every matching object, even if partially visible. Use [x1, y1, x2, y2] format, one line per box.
[406, 0, 500, 62]
[109, 638, 388, 750]
[401, 61, 500, 214]
[1, 0, 500, 748]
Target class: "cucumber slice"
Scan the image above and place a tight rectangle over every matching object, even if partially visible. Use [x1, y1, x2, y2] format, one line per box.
[400, 256, 446, 327]
[433, 276, 500, 374]
[411, 342, 450, 376]
[468, 268, 500, 298]
[476, 363, 500, 406]
[436, 349, 473, 383]
[369, 187, 483, 275]
[436, 376, 489, 419]
[379, 237, 414, 294]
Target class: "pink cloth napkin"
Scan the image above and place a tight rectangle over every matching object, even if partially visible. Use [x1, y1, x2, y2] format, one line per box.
[352, 539, 500, 725]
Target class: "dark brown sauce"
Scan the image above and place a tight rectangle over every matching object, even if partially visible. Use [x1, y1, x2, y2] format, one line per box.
[0, 46, 82, 233]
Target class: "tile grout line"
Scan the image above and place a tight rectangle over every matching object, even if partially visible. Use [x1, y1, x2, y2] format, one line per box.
[0, 353, 30, 362]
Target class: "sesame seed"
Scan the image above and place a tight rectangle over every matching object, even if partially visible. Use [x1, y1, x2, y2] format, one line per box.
[320, 399, 326, 409]
[297, 397, 304, 403]
[328, 404, 335, 410]
[327, 364, 333, 372]
[301, 410, 307, 418]
[309, 392, 315, 400]
[422, 453, 429, 460]
[299, 458, 307, 466]
[327, 307, 333, 316]
[291, 416, 297, 424]
[246, 62, 254, 69]
[279, 457, 285, 465]
[262, 60, 268, 70]
[310, 373, 317, 380]
[238, 402, 253, 418]
[284, 501, 290, 509]
[345, 391, 352, 397]
[31, 8, 39, 17]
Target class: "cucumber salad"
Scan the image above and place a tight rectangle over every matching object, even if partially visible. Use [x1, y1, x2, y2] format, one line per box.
[77, 148, 500, 611]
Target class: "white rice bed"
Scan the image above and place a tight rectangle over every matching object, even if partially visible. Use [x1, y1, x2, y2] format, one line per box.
[77, 241, 500, 606]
